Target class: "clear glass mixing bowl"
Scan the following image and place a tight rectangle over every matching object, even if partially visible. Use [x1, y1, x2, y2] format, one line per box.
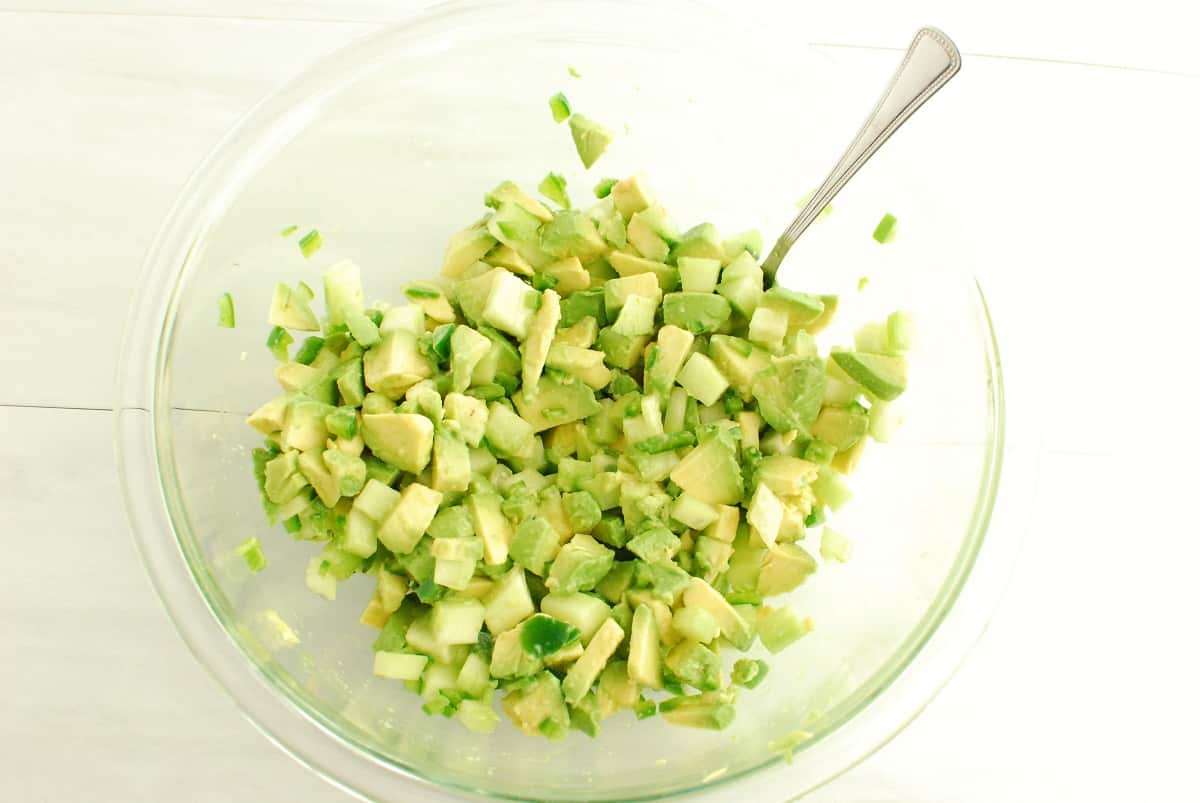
[116, 2, 1018, 800]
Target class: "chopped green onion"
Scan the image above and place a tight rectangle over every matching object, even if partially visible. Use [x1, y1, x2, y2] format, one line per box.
[236, 537, 267, 573]
[548, 92, 571, 123]
[282, 515, 302, 533]
[538, 172, 570, 208]
[857, 276, 870, 292]
[633, 697, 657, 719]
[404, 286, 441, 300]
[567, 66, 581, 78]
[280, 224, 298, 237]
[298, 229, 323, 258]
[430, 323, 455, 361]
[217, 293, 236, 328]
[594, 177, 618, 198]
[532, 272, 559, 291]
[466, 383, 505, 401]
[872, 213, 897, 243]
[293, 336, 324, 365]
[266, 325, 293, 361]
[634, 431, 696, 454]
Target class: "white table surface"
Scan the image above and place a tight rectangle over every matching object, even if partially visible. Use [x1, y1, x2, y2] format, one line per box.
[3, 2, 1198, 801]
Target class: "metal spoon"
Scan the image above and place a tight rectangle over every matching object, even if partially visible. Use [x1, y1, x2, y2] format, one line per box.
[762, 27, 962, 279]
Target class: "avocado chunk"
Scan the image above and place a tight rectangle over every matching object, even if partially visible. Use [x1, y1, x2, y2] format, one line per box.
[361, 412, 434, 473]
[811, 404, 869, 452]
[659, 690, 737, 730]
[512, 376, 602, 433]
[567, 114, 614, 169]
[830, 350, 908, 401]
[670, 437, 742, 505]
[540, 209, 607, 260]
[662, 292, 731, 334]
[751, 355, 825, 434]
[758, 543, 818, 596]
[547, 533, 614, 593]
[502, 671, 570, 737]
[363, 331, 434, 399]
[669, 223, 725, 264]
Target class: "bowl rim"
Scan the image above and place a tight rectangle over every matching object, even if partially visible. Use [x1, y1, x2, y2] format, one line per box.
[115, 2, 1025, 800]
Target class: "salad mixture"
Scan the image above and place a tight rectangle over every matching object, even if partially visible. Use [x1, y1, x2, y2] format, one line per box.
[238, 97, 911, 739]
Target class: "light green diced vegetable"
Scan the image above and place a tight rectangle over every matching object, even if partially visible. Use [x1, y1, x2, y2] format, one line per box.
[217, 293, 236, 328]
[568, 114, 613, 169]
[245, 172, 913, 739]
[872, 212, 897, 243]
[236, 537, 267, 573]
[756, 606, 814, 654]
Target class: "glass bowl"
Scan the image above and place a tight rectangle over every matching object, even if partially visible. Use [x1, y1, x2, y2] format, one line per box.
[117, 2, 1017, 800]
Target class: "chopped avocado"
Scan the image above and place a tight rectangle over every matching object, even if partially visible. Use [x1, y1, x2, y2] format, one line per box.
[662, 292, 731, 335]
[659, 690, 736, 730]
[670, 437, 742, 505]
[502, 670, 569, 736]
[757, 543, 818, 595]
[363, 331, 433, 399]
[538, 172, 570, 208]
[752, 355, 825, 434]
[596, 327, 650, 371]
[567, 114, 613, 168]
[669, 223, 725, 264]
[361, 412, 434, 473]
[270, 282, 320, 331]
[811, 404, 869, 452]
[756, 606, 814, 654]
[707, 335, 771, 399]
[627, 604, 663, 688]
[716, 252, 764, 318]
[665, 640, 721, 691]
[539, 209, 608, 261]
[608, 251, 679, 291]
[512, 376, 602, 433]
[245, 174, 914, 739]
[677, 257, 721, 294]
[830, 350, 908, 401]
[482, 270, 539, 339]
[561, 617, 624, 704]
[483, 567, 536, 634]
[676, 353, 729, 407]
[547, 534, 614, 593]
[521, 289, 561, 391]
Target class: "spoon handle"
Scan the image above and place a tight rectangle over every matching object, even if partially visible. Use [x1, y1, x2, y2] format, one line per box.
[762, 27, 961, 279]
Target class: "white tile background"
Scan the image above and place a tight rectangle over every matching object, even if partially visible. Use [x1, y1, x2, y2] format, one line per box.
[2, 2, 1198, 801]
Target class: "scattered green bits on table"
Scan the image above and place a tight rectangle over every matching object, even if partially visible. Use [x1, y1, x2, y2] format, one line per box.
[217, 292, 236, 328]
[242, 169, 913, 740]
[280, 224, 299, 237]
[298, 229, 323, 258]
[872, 213, 897, 243]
